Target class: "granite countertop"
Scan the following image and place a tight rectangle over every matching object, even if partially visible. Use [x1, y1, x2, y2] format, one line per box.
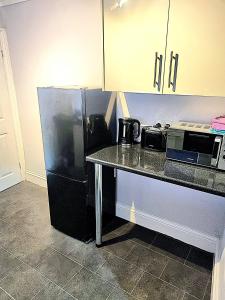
[86, 145, 225, 197]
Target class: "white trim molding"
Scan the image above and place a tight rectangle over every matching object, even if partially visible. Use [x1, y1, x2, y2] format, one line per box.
[26, 171, 47, 188]
[0, 28, 25, 180]
[116, 203, 218, 253]
[212, 233, 225, 300]
[0, 0, 29, 7]
[212, 243, 221, 300]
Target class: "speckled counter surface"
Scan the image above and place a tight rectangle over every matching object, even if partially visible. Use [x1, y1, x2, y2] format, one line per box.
[86, 145, 225, 197]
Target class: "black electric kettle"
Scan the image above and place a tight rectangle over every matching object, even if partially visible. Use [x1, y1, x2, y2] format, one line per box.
[118, 118, 141, 146]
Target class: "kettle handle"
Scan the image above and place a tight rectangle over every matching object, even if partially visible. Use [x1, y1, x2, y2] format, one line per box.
[132, 119, 141, 139]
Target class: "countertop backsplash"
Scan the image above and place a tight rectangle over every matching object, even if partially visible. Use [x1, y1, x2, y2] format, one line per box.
[117, 92, 225, 126]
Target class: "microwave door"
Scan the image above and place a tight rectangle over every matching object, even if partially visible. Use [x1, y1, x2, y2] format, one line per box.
[211, 136, 222, 167]
[183, 132, 214, 153]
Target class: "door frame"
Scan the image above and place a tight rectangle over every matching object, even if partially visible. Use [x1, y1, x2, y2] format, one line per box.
[0, 28, 25, 180]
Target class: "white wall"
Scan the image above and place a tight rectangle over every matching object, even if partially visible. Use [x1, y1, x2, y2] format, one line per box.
[1, 0, 225, 252]
[0, 0, 103, 184]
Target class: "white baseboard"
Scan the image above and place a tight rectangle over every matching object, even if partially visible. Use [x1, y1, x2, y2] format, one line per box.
[26, 171, 47, 188]
[212, 243, 220, 300]
[116, 203, 218, 253]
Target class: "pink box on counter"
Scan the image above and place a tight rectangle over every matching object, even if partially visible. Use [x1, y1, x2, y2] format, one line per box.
[212, 116, 225, 131]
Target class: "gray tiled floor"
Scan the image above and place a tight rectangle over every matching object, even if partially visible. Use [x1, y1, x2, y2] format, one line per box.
[0, 181, 213, 300]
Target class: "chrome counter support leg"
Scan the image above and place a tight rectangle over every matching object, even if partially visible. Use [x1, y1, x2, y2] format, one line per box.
[95, 163, 102, 246]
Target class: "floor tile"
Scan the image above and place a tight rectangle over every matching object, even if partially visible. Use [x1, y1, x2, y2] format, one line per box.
[0, 225, 50, 261]
[0, 262, 48, 300]
[45, 228, 71, 246]
[102, 232, 136, 259]
[36, 249, 82, 287]
[203, 277, 212, 300]
[185, 247, 214, 273]
[108, 288, 136, 300]
[0, 225, 72, 268]
[20, 246, 55, 268]
[132, 271, 183, 300]
[161, 259, 209, 299]
[0, 184, 29, 205]
[0, 199, 28, 220]
[113, 222, 157, 247]
[151, 234, 191, 262]
[51, 235, 79, 256]
[3, 206, 51, 239]
[0, 220, 12, 234]
[64, 267, 113, 300]
[0, 192, 15, 204]
[3, 199, 50, 223]
[183, 293, 199, 300]
[96, 254, 143, 293]
[103, 217, 128, 236]
[1, 182, 47, 201]
[67, 240, 112, 272]
[0, 223, 23, 245]
[0, 184, 48, 222]
[33, 281, 75, 300]
[125, 243, 168, 277]
[0, 248, 21, 280]
[0, 183, 45, 219]
[0, 288, 14, 300]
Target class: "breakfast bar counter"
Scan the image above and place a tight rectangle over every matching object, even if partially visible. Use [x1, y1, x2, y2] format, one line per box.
[87, 144, 225, 197]
[86, 144, 225, 245]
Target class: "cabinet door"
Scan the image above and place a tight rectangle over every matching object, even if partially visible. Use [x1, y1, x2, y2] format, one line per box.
[164, 0, 225, 97]
[103, 0, 169, 93]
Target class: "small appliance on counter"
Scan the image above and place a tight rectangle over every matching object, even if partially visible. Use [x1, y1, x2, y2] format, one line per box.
[118, 118, 141, 146]
[166, 121, 225, 170]
[141, 123, 170, 152]
[211, 116, 225, 133]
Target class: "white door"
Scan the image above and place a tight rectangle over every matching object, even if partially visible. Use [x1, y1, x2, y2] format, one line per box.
[104, 0, 169, 93]
[0, 49, 22, 191]
[164, 0, 225, 97]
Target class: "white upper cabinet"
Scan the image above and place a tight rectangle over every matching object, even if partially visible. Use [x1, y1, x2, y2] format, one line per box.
[104, 0, 225, 97]
[164, 0, 225, 97]
[103, 0, 169, 93]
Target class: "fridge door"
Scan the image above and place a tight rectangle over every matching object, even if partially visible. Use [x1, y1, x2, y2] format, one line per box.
[38, 87, 86, 181]
[47, 171, 94, 241]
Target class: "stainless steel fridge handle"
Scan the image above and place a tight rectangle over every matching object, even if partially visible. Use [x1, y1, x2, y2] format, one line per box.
[153, 52, 163, 92]
[168, 51, 179, 92]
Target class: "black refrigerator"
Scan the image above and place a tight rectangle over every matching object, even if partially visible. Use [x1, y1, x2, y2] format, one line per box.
[38, 87, 117, 242]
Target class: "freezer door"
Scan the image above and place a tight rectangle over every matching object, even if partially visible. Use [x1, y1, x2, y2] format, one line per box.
[38, 88, 86, 181]
[47, 172, 94, 241]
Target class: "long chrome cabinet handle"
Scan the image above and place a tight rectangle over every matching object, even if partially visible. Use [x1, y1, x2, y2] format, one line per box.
[168, 51, 179, 92]
[153, 52, 163, 92]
